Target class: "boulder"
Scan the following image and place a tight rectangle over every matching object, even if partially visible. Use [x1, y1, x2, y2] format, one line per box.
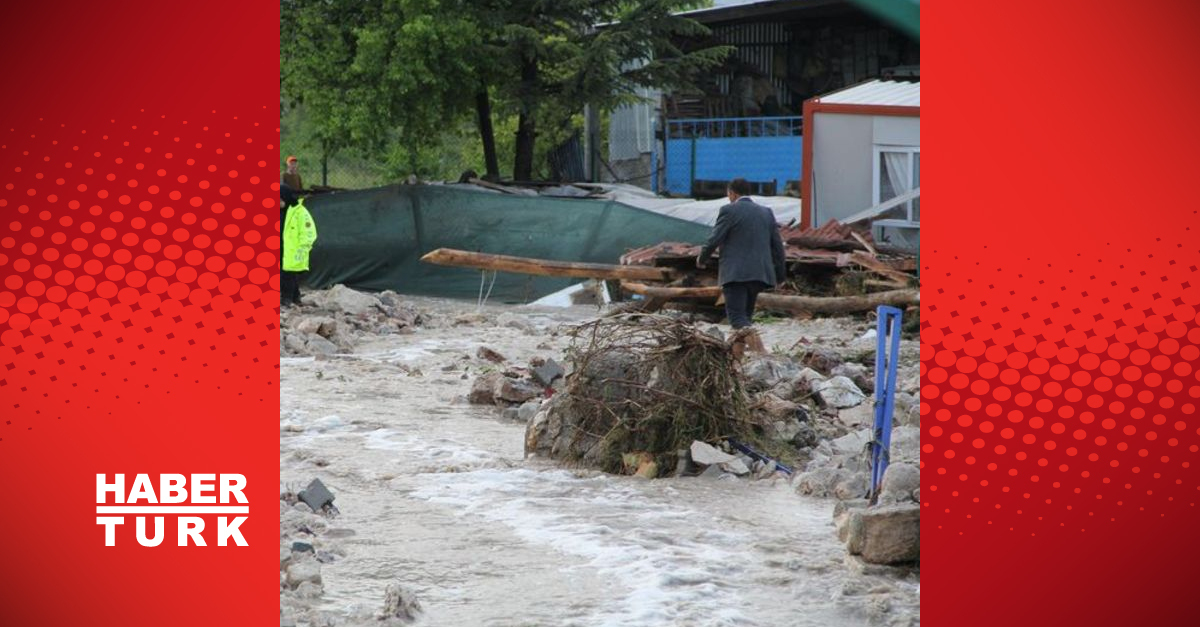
[283, 334, 307, 355]
[320, 285, 382, 316]
[879, 462, 920, 505]
[851, 504, 920, 565]
[305, 335, 338, 356]
[285, 560, 322, 588]
[837, 403, 875, 429]
[379, 581, 423, 623]
[743, 355, 802, 391]
[688, 441, 750, 475]
[468, 372, 503, 405]
[832, 429, 872, 456]
[689, 441, 738, 466]
[476, 346, 507, 363]
[890, 426, 920, 464]
[494, 377, 543, 405]
[500, 407, 520, 421]
[298, 478, 335, 512]
[754, 394, 803, 423]
[532, 358, 566, 387]
[517, 400, 542, 423]
[799, 346, 843, 375]
[295, 316, 338, 338]
[815, 376, 867, 409]
[831, 362, 872, 393]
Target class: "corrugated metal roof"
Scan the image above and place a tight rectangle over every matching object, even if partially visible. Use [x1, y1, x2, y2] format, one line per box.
[818, 79, 920, 107]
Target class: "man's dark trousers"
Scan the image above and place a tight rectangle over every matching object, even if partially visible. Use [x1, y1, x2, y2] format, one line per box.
[722, 280, 769, 329]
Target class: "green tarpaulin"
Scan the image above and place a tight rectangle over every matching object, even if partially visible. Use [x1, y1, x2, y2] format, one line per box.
[302, 185, 713, 303]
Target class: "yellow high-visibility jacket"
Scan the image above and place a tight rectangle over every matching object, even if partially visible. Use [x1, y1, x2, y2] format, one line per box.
[282, 198, 317, 272]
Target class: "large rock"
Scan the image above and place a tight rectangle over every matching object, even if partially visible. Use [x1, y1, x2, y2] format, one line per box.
[379, 581, 423, 623]
[799, 346, 843, 374]
[283, 334, 307, 355]
[754, 394, 802, 423]
[517, 400, 542, 423]
[688, 441, 750, 475]
[815, 376, 867, 408]
[831, 362, 872, 394]
[832, 429, 872, 456]
[305, 335, 339, 356]
[494, 377, 543, 405]
[795, 467, 867, 498]
[890, 426, 920, 464]
[848, 504, 920, 565]
[285, 559, 322, 588]
[295, 316, 338, 338]
[837, 403, 875, 429]
[880, 462, 920, 505]
[742, 355, 802, 391]
[320, 285, 382, 316]
[468, 372, 503, 405]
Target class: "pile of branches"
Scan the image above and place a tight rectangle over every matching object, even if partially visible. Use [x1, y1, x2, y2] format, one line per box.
[557, 314, 754, 474]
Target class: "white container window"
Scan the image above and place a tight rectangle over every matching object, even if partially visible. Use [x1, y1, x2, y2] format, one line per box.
[873, 146, 921, 224]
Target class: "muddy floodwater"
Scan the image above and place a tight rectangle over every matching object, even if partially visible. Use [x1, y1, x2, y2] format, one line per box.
[280, 298, 920, 627]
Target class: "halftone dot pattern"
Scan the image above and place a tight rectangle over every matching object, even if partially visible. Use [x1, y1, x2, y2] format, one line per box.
[921, 220, 1200, 535]
[0, 110, 280, 443]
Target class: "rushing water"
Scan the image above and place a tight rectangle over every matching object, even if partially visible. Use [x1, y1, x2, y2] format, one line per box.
[280, 302, 919, 627]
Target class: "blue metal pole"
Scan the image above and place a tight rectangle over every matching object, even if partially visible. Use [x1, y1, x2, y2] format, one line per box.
[869, 305, 904, 503]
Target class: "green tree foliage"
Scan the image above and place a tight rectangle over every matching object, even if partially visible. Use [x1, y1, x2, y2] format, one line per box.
[281, 0, 729, 183]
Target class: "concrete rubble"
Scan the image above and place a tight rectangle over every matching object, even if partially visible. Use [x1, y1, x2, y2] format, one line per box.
[281, 285, 423, 357]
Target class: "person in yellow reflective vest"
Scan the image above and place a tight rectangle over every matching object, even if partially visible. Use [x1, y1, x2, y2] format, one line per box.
[280, 183, 317, 307]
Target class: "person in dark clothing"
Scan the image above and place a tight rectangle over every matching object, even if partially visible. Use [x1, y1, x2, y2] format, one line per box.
[279, 183, 303, 307]
[696, 178, 786, 329]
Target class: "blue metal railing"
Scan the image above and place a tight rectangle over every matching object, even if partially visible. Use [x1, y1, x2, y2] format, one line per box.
[665, 116, 803, 139]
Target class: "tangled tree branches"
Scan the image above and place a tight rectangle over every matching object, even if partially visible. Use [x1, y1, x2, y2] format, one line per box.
[530, 314, 755, 475]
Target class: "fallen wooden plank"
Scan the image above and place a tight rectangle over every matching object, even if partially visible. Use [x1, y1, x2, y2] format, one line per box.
[421, 248, 678, 282]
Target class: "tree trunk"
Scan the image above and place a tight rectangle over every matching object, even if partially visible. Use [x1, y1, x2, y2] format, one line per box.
[474, 85, 499, 181]
[420, 248, 678, 282]
[513, 56, 539, 181]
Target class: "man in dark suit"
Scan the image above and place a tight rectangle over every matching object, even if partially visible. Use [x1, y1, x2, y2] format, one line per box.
[697, 178, 787, 329]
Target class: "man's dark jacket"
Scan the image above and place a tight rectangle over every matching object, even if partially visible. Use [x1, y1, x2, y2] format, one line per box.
[698, 197, 786, 286]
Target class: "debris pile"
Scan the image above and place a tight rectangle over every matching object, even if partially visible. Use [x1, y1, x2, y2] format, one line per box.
[615, 220, 919, 316]
[281, 285, 423, 357]
[524, 314, 756, 475]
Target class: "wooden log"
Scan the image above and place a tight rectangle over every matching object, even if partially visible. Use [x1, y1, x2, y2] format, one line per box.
[757, 289, 919, 315]
[622, 282, 721, 299]
[622, 282, 919, 315]
[421, 248, 678, 282]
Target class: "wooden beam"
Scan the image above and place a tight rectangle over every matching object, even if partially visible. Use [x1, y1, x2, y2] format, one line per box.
[421, 248, 678, 282]
[622, 282, 919, 315]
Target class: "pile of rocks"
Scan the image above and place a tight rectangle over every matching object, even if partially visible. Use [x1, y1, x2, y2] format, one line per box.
[467, 348, 565, 423]
[281, 285, 423, 357]
[279, 479, 342, 624]
[280, 478, 424, 627]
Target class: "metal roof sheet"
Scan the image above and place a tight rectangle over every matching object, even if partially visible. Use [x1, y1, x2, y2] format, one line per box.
[818, 79, 920, 107]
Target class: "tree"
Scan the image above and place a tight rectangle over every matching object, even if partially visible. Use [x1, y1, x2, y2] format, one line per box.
[281, 0, 730, 183]
[282, 0, 483, 174]
[475, 0, 730, 180]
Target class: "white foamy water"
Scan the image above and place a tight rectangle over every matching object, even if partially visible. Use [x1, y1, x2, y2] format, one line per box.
[281, 300, 919, 627]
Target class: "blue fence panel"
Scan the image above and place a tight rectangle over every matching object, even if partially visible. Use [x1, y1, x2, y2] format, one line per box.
[659, 116, 803, 196]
